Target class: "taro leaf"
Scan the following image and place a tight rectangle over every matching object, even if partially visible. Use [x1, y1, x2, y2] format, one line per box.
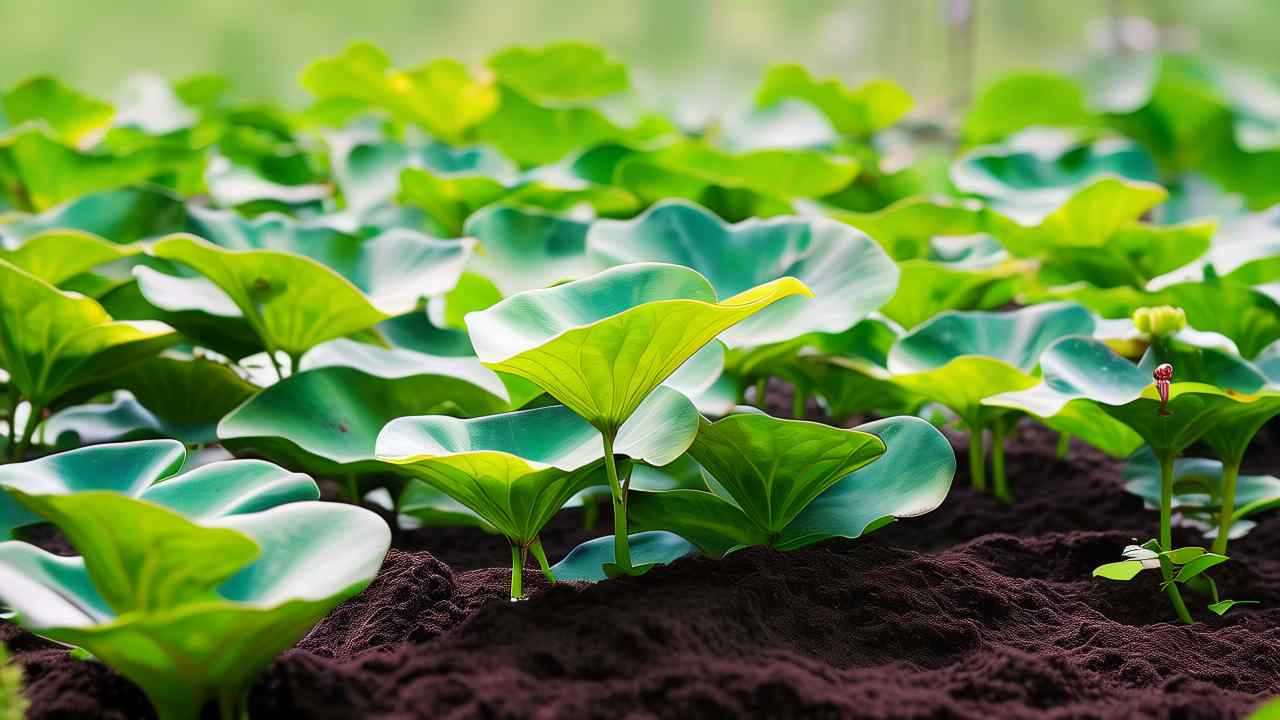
[0, 188, 186, 245]
[2, 76, 114, 147]
[0, 230, 138, 286]
[0, 260, 178, 409]
[1124, 450, 1280, 539]
[987, 337, 1280, 458]
[588, 200, 893, 348]
[488, 43, 628, 103]
[185, 206, 474, 315]
[1035, 220, 1216, 290]
[880, 259, 1022, 330]
[755, 64, 912, 137]
[886, 303, 1095, 428]
[398, 480, 494, 532]
[474, 86, 674, 167]
[0, 499, 388, 720]
[219, 345, 516, 475]
[992, 176, 1168, 257]
[301, 42, 499, 143]
[777, 416, 955, 550]
[112, 270, 262, 361]
[613, 141, 859, 207]
[550, 531, 696, 583]
[465, 262, 810, 430]
[721, 100, 840, 152]
[961, 71, 1096, 146]
[377, 386, 698, 544]
[1151, 206, 1280, 288]
[0, 438, 319, 539]
[0, 128, 202, 211]
[951, 132, 1158, 225]
[463, 205, 598, 296]
[147, 234, 391, 358]
[43, 394, 199, 447]
[832, 195, 995, 261]
[629, 415, 953, 555]
[398, 164, 637, 238]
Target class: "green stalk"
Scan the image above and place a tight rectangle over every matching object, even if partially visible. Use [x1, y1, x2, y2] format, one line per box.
[4, 388, 18, 462]
[991, 416, 1010, 504]
[530, 536, 555, 584]
[791, 385, 807, 419]
[1056, 432, 1071, 459]
[602, 432, 632, 571]
[754, 377, 768, 408]
[343, 475, 361, 503]
[968, 423, 986, 492]
[1212, 461, 1241, 556]
[287, 352, 303, 378]
[1157, 451, 1194, 625]
[265, 349, 286, 381]
[509, 543, 524, 600]
[217, 691, 250, 720]
[12, 403, 43, 463]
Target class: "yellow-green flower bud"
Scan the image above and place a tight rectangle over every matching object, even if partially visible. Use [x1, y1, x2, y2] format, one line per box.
[1133, 306, 1187, 338]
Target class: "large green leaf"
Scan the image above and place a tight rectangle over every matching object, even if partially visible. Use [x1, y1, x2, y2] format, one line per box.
[218, 347, 515, 475]
[0, 498, 388, 720]
[301, 42, 498, 143]
[0, 259, 177, 409]
[0, 128, 202, 212]
[0, 188, 185, 245]
[0, 438, 317, 539]
[629, 414, 954, 555]
[377, 386, 698, 544]
[832, 195, 995, 261]
[0, 229, 138, 286]
[886, 303, 1095, 426]
[488, 42, 628, 103]
[961, 72, 1096, 146]
[755, 64, 912, 137]
[462, 205, 598, 295]
[465, 263, 811, 430]
[588, 201, 894, 348]
[881, 258, 1023, 330]
[3, 76, 114, 147]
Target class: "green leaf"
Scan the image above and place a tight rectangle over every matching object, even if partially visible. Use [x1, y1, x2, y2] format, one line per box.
[614, 142, 859, 206]
[887, 304, 1095, 427]
[1208, 599, 1258, 616]
[962, 72, 1096, 146]
[110, 352, 258, 433]
[488, 43, 628, 102]
[627, 487, 766, 557]
[148, 234, 391, 357]
[3, 76, 114, 147]
[0, 230, 138, 286]
[1163, 547, 1206, 564]
[0, 188, 185, 245]
[756, 64, 912, 137]
[550, 531, 695, 583]
[588, 200, 893, 348]
[219, 343, 518, 475]
[0, 260, 178, 409]
[1173, 552, 1228, 583]
[1093, 560, 1147, 581]
[1124, 448, 1280, 540]
[465, 263, 811, 430]
[0, 500, 388, 720]
[463, 205, 597, 296]
[377, 386, 698, 544]
[880, 259, 1022, 330]
[688, 413, 884, 534]
[0, 439, 319, 539]
[777, 416, 956, 550]
[0, 128, 202, 211]
[301, 42, 498, 142]
[832, 196, 996, 261]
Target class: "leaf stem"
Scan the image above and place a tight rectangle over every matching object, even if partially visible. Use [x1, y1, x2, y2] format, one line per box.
[791, 385, 807, 419]
[509, 542, 524, 600]
[991, 416, 1010, 504]
[13, 403, 43, 463]
[343, 475, 361, 503]
[754, 377, 768, 408]
[530, 536, 555, 584]
[602, 432, 632, 571]
[968, 423, 986, 492]
[1212, 461, 1241, 556]
[266, 350, 286, 381]
[1056, 432, 1071, 459]
[4, 388, 18, 462]
[1157, 451, 1194, 624]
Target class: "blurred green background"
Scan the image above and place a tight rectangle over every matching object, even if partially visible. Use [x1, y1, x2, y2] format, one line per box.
[0, 0, 1274, 109]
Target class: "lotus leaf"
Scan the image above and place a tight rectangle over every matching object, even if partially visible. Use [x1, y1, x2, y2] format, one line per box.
[755, 64, 912, 137]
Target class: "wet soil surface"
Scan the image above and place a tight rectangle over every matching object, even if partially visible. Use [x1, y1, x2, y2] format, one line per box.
[7, 415, 1280, 719]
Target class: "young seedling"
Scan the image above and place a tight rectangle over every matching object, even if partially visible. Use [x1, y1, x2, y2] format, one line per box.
[464, 262, 810, 575]
[625, 412, 955, 555]
[988, 307, 1280, 622]
[0, 642, 26, 720]
[0, 489, 389, 720]
[377, 386, 698, 598]
[886, 303, 1096, 502]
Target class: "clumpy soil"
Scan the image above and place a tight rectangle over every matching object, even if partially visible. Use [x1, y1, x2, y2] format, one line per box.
[8, 415, 1280, 719]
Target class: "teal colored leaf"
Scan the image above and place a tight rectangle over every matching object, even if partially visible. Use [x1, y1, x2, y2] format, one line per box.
[550, 532, 695, 583]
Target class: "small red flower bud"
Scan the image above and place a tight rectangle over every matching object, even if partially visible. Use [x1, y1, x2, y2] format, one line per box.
[1153, 363, 1173, 416]
[1153, 363, 1173, 382]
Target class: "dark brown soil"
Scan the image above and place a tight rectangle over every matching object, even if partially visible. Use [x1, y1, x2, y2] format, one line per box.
[7, 417, 1280, 719]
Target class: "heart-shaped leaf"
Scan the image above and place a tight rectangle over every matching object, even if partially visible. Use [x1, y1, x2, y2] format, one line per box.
[462, 205, 598, 296]
[755, 64, 912, 137]
[0, 229, 138, 286]
[465, 262, 811, 430]
[550, 531, 695, 583]
[3, 76, 114, 147]
[488, 42, 628, 103]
